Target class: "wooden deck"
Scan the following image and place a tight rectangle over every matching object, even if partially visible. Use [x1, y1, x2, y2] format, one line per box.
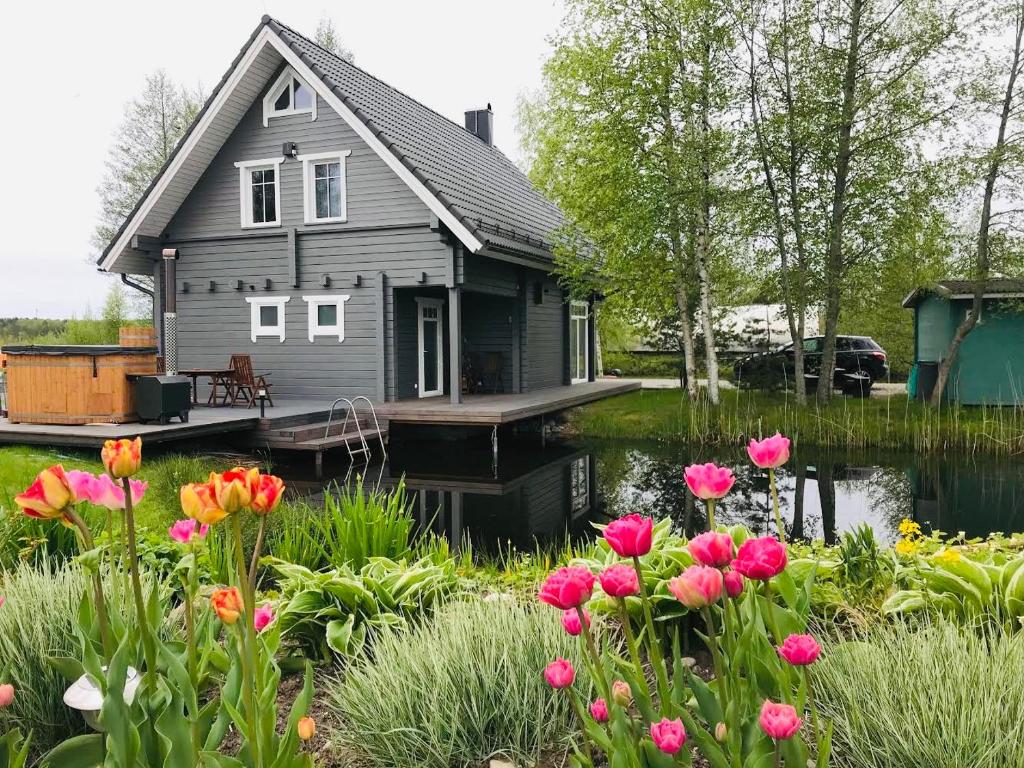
[377, 379, 640, 425]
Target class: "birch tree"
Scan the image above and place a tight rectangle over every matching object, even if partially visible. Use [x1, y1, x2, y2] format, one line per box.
[932, 0, 1024, 404]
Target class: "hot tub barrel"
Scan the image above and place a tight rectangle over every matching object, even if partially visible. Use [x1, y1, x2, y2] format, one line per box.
[2, 345, 158, 425]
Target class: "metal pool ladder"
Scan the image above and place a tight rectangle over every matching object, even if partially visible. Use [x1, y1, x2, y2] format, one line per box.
[324, 395, 388, 463]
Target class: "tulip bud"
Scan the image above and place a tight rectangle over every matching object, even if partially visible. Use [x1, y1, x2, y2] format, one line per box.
[0, 684, 15, 708]
[211, 587, 243, 625]
[297, 716, 315, 741]
[102, 438, 142, 478]
[611, 680, 632, 707]
[715, 722, 728, 742]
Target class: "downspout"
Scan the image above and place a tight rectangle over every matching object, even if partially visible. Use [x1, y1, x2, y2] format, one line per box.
[120, 273, 154, 298]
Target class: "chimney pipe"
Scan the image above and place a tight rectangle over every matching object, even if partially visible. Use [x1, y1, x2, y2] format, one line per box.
[161, 248, 179, 375]
[464, 103, 494, 146]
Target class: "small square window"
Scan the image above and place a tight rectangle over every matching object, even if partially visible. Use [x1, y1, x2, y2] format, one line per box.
[304, 295, 351, 342]
[259, 305, 278, 326]
[246, 297, 289, 342]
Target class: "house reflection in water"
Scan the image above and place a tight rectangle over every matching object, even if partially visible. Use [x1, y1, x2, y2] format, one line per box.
[907, 459, 1024, 539]
[383, 440, 601, 554]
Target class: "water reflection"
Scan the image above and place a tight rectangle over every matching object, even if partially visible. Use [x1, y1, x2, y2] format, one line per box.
[288, 436, 1024, 553]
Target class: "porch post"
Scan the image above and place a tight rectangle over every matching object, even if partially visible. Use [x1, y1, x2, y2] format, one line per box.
[449, 286, 462, 404]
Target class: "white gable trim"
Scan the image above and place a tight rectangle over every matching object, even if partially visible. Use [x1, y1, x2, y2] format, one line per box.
[263, 32, 484, 253]
[101, 25, 484, 273]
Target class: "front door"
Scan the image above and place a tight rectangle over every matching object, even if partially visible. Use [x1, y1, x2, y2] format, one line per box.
[416, 298, 445, 398]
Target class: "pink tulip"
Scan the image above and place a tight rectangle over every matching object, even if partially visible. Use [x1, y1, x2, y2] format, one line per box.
[544, 658, 575, 689]
[759, 699, 802, 740]
[777, 634, 821, 666]
[747, 433, 791, 469]
[66, 470, 99, 503]
[684, 463, 736, 500]
[539, 567, 596, 610]
[0, 684, 14, 708]
[687, 531, 734, 568]
[668, 565, 723, 610]
[650, 717, 686, 754]
[0, 596, 6, 610]
[723, 570, 744, 598]
[599, 564, 640, 598]
[254, 603, 275, 632]
[733, 537, 788, 581]
[83, 473, 148, 510]
[589, 698, 609, 723]
[168, 519, 209, 544]
[603, 514, 653, 557]
[561, 608, 590, 636]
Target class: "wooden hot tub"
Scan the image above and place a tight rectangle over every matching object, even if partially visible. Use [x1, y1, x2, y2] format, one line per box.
[2, 345, 158, 425]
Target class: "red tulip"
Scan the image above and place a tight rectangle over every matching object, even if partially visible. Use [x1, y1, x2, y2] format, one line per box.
[759, 699, 802, 740]
[212, 468, 258, 514]
[668, 565, 723, 610]
[251, 473, 285, 515]
[589, 698, 609, 722]
[538, 566, 596, 610]
[777, 634, 821, 666]
[687, 531, 734, 568]
[561, 608, 590, 636]
[544, 658, 575, 689]
[733, 537, 788, 581]
[599, 564, 640, 598]
[723, 569, 745, 598]
[684, 463, 736, 500]
[650, 717, 686, 754]
[747, 433, 791, 469]
[15, 466, 74, 521]
[603, 514, 653, 557]
[211, 587, 243, 625]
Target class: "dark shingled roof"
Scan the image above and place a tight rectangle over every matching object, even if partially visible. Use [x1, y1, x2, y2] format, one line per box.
[902, 278, 1024, 308]
[266, 17, 564, 260]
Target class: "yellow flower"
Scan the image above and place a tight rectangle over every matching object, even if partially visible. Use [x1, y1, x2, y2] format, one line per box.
[898, 519, 922, 539]
[895, 538, 919, 556]
[934, 548, 961, 565]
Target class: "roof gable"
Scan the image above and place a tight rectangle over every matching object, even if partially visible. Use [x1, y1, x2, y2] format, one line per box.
[99, 16, 565, 273]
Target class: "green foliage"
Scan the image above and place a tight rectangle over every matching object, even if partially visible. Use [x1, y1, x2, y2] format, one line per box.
[603, 353, 683, 378]
[269, 555, 458, 661]
[814, 620, 1024, 768]
[571, 389, 1024, 455]
[0, 562, 170, 755]
[326, 598, 597, 768]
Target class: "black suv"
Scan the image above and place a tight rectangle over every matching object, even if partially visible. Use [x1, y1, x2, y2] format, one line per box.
[734, 335, 888, 396]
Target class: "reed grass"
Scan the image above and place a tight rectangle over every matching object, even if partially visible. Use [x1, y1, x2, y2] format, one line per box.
[571, 389, 1024, 455]
[326, 598, 597, 768]
[814, 620, 1024, 768]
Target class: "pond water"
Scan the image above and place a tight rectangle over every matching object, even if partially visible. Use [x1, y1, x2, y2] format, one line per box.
[284, 433, 1024, 555]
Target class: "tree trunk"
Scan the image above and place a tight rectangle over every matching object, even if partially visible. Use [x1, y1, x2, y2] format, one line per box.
[695, 37, 721, 405]
[816, 0, 864, 403]
[931, 6, 1023, 405]
[674, 261, 700, 400]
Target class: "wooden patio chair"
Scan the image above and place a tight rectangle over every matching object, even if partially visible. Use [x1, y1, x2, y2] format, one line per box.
[481, 352, 505, 393]
[227, 354, 273, 408]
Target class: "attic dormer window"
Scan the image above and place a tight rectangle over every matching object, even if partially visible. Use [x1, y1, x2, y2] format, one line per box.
[262, 66, 317, 126]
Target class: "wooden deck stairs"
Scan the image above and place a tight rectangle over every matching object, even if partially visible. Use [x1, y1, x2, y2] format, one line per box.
[244, 399, 389, 477]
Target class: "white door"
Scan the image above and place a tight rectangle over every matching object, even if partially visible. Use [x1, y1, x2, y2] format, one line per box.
[416, 298, 445, 398]
[569, 301, 589, 383]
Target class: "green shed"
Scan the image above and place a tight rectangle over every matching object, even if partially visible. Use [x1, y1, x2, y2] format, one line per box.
[903, 279, 1024, 405]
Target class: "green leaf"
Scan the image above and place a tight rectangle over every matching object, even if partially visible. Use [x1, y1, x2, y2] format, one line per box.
[325, 615, 356, 656]
[45, 655, 86, 683]
[199, 752, 246, 768]
[39, 733, 105, 768]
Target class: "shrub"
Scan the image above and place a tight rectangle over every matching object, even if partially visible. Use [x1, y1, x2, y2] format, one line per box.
[814, 620, 1024, 768]
[327, 598, 597, 768]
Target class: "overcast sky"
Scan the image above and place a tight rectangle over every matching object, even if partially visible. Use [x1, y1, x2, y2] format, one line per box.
[0, 0, 562, 319]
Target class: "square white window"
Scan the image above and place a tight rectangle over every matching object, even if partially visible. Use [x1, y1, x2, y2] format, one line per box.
[234, 159, 283, 229]
[303, 295, 351, 342]
[299, 151, 351, 224]
[246, 296, 290, 342]
[262, 66, 317, 126]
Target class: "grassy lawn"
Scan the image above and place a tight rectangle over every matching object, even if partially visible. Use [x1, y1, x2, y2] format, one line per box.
[570, 389, 1024, 454]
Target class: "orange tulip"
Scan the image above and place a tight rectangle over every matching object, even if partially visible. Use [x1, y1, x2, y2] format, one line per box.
[101, 437, 142, 478]
[251, 474, 285, 516]
[210, 587, 243, 625]
[15, 466, 75, 521]
[180, 482, 228, 525]
[212, 468, 258, 514]
[297, 716, 315, 741]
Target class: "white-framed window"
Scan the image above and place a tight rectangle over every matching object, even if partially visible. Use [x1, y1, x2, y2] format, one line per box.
[262, 66, 317, 126]
[299, 151, 351, 224]
[245, 296, 290, 342]
[302, 294, 351, 341]
[234, 158, 283, 229]
[569, 300, 590, 383]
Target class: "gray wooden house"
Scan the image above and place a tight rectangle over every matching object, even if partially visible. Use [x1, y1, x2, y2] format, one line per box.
[98, 16, 598, 407]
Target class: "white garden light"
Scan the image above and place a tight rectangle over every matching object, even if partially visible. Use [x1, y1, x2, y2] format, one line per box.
[63, 667, 140, 732]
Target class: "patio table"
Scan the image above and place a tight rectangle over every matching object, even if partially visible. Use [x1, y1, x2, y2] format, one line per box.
[178, 368, 235, 406]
